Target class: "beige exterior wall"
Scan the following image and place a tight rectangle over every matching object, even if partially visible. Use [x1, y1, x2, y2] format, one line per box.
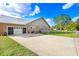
[26, 18, 50, 33]
[0, 23, 6, 35]
[6, 24, 26, 29]
[0, 23, 26, 35]
[26, 24, 40, 33]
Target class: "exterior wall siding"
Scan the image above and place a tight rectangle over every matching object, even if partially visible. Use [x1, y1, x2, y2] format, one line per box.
[26, 18, 50, 33]
[0, 23, 6, 35]
[0, 23, 27, 35]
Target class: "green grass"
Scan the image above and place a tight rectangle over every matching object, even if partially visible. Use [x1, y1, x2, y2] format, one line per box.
[42, 31, 79, 38]
[0, 36, 37, 56]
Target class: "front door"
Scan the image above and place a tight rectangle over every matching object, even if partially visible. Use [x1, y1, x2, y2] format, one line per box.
[23, 28, 26, 34]
[8, 27, 13, 35]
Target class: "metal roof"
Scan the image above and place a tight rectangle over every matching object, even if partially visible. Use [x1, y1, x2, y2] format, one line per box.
[0, 15, 50, 27]
[0, 15, 30, 25]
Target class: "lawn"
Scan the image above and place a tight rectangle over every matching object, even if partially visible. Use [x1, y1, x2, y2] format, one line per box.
[0, 36, 37, 56]
[42, 30, 79, 38]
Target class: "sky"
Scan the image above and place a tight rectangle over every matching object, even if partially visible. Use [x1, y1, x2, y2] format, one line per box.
[0, 3, 79, 26]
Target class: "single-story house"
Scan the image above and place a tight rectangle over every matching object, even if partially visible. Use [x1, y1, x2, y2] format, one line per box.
[0, 15, 51, 35]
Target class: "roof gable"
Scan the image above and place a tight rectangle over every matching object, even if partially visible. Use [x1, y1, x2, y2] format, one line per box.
[26, 17, 50, 28]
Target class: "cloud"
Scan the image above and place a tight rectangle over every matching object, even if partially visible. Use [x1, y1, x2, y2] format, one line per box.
[0, 3, 40, 18]
[29, 5, 40, 16]
[0, 9, 11, 16]
[46, 18, 52, 23]
[62, 3, 74, 9]
[46, 18, 55, 26]
[0, 8, 21, 18]
[72, 16, 79, 22]
[0, 3, 24, 18]
[0, 3, 23, 14]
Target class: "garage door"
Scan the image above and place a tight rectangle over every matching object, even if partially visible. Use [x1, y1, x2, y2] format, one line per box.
[8, 27, 13, 35]
[14, 29, 22, 35]
[23, 28, 26, 33]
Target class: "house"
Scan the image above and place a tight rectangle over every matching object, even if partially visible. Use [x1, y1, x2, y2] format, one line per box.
[0, 15, 51, 35]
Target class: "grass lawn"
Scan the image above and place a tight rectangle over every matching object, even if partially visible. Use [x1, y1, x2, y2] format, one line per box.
[0, 36, 37, 56]
[42, 31, 79, 38]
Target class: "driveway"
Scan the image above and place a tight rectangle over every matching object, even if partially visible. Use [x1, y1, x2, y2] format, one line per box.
[10, 34, 79, 56]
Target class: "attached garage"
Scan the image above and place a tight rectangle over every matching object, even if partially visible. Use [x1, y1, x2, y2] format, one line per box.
[8, 27, 26, 35]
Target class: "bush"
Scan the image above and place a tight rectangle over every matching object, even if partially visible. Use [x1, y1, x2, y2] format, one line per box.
[76, 25, 79, 31]
[76, 19, 79, 31]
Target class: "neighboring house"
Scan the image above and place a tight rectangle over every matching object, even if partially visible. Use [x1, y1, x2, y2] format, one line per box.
[0, 15, 51, 35]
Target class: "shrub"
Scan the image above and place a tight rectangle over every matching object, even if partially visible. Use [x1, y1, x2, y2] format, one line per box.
[76, 19, 79, 31]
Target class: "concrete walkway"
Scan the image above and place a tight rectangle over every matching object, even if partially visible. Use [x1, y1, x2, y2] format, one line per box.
[10, 34, 79, 56]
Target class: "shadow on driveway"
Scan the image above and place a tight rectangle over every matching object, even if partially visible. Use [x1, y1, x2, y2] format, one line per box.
[10, 33, 44, 38]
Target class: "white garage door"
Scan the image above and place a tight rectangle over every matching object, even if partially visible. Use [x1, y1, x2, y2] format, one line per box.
[14, 29, 23, 35]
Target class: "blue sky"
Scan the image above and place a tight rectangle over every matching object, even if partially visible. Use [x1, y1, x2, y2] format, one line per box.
[0, 3, 79, 26]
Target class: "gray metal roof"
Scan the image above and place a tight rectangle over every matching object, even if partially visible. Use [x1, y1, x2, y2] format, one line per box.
[0, 15, 30, 25]
[0, 15, 50, 27]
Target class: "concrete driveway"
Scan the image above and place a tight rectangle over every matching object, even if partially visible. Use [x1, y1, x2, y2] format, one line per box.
[10, 34, 79, 56]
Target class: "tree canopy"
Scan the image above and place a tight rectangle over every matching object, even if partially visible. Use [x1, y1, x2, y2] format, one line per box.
[54, 14, 71, 30]
[64, 21, 76, 31]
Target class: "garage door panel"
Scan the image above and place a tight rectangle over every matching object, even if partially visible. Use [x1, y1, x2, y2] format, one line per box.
[14, 29, 22, 35]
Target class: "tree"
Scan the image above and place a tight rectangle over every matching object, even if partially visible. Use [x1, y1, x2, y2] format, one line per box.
[76, 19, 79, 31]
[54, 23, 61, 30]
[64, 21, 76, 31]
[54, 14, 71, 30]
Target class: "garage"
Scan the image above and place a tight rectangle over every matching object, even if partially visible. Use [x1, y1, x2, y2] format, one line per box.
[8, 27, 26, 35]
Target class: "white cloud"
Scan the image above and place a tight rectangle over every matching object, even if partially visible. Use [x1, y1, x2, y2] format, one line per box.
[46, 18, 52, 23]
[0, 3, 32, 18]
[0, 9, 11, 16]
[72, 16, 79, 22]
[62, 3, 74, 9]
[0, 3, 40, 18]
[46, 18, 55, 26]
[0, 3, 22, 13]
[0, 8, 21, 18]
[29, 5, 40, 16]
